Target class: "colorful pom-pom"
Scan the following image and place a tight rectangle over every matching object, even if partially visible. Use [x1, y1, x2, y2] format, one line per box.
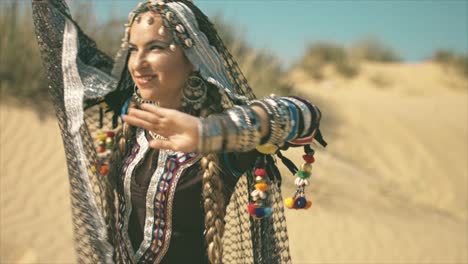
[303, 154, 315, 163]
[305, 200, 312, 209]
[255, 207, 265, 218]
[264, 207, 273, 217]
[98, 147, 106, 153]
[247, 203, 257, 215]
[97, 133, 106, 141]
[294, 197, 307, 209]
[296, 170, 311, 179]
[106, 131, 115, 138]
[100, 165, 109, 176]
[285, 197, 295, 209]
[255, 183, 268, 191]
[301, 162, 313, 172]
[254, 168, 267, 177]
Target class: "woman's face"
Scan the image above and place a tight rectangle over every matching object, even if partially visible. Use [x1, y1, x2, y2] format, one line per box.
[128, 12, 194, 107]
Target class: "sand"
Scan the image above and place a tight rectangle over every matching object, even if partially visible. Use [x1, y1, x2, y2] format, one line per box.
[1, 61, 467, 263]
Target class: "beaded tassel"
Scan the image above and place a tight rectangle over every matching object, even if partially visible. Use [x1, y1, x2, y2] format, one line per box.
[247, 156, 273, 219]
[93, 131, 115, 177]
[284, 148, 315, 210]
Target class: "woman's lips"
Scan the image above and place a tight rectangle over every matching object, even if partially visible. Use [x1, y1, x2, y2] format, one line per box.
[134, 75, 156, 86]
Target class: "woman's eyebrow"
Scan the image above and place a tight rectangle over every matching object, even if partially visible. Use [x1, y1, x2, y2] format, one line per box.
[128, 39, 170, 47]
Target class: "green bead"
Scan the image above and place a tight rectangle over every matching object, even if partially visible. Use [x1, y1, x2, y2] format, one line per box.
[296, 170, 311, 179]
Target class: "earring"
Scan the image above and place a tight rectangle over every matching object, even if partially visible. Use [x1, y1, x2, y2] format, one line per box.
[181, 73, 207, 110]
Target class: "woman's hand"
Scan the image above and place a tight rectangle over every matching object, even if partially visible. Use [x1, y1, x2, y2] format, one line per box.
[122, 104, 200, 153]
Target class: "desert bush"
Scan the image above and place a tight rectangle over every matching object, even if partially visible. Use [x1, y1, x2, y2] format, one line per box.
[212, 15, 290, 97]
[0, 2, 48, 105]
[431, 49, 468, 78]
[349, 37, 401, 62]
[298, 42, 359, 80]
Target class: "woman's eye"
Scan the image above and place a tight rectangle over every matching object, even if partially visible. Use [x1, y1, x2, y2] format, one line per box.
[150, 45, 164, 51]
[129, 47, 137, 53]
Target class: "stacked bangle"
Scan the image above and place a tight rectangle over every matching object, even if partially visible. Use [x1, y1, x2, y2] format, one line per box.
[284, 97, 312, 138]
[197, 95, 322, 153]
[197, 105, 262, 153]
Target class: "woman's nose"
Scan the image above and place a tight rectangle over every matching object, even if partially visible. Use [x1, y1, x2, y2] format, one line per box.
[132, 51, 149, 70]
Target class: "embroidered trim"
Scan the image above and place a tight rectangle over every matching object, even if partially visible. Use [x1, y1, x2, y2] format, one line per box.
[117, 128, 200, 263]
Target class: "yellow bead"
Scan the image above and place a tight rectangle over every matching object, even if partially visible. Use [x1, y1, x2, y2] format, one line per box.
[97, 133, 106, 141]
[301, 163, 313, 173]
[284, 197, 295, 209]
[255, 183, 268, 191]
[90, 166, 97, 173]
[256, 144, 278, 155]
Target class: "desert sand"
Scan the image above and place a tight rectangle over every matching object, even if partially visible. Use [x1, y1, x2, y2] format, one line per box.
[1, 62, 467, 263]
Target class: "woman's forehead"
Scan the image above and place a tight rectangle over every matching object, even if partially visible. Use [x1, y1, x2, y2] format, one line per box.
[129, 12, 171, 44]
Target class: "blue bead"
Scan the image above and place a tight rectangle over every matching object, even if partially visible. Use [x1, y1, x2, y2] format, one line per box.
[264, 207, 273, 217]
[294, 197, 307, 208]
[255, 207, 265, 218]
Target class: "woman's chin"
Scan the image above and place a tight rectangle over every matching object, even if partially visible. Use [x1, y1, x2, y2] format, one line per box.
[139, 91, 157, 101]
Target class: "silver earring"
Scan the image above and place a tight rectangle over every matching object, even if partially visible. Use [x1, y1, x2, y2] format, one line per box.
[181, 74, 207, 110]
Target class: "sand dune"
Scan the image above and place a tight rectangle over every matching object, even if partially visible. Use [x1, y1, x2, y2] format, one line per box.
[1, 62, 467, 263]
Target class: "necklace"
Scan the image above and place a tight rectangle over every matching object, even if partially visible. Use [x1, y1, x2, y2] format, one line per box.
[133, 91, 158, 105]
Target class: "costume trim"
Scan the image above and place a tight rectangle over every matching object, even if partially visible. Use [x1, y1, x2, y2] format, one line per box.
[62, 18, 114, 262]
[119, 128, 200, 263]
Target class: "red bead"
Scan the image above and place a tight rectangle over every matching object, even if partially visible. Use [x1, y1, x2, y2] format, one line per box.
[98, 147, 106, 153]
[100, 165, 109, 175]
[106, 131, 115, 138]
[247, 203, 257, 215]
[303, 154, 315, 163]
[254, 168, 267, 177]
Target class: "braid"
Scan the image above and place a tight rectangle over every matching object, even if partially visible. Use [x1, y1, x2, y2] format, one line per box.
[108, 99, 137, 187]
[199, 82, 225, 264]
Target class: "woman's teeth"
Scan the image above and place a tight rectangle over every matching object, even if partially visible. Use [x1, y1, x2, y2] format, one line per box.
[137, 76, 154, 84]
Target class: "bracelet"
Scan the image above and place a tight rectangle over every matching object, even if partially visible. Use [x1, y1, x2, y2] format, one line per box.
[194, 105, 257, 153]
[284, 97, 312, 138]
[292, 96, 321, 137]
[264, 96, 291, 144]
[279, 98, 300, 141]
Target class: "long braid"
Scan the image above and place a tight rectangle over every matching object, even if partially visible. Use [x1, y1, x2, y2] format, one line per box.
[199, 83, 225, 264]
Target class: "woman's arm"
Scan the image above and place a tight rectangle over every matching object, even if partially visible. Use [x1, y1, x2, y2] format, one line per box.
[121, 95, 326, 154]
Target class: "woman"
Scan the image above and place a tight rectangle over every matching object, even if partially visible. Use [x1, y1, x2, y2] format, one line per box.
[32, 0, 327, 263]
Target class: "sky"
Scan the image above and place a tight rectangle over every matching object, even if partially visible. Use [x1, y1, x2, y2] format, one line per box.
[90, 0, 468, 67]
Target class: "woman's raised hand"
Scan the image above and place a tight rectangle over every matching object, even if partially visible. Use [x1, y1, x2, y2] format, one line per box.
[122, 104, 200, 153]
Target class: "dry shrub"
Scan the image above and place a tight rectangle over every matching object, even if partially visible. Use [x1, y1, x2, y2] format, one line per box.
[212, 15, 291, 96]
[298, 42, 359, 80]
[431, 49, 468, 79]
[349, 37, 401, 62]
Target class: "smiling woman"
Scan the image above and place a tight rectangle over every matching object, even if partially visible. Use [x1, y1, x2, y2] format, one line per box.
[32, 0, 327, 263]
[127, 12, 193, 108]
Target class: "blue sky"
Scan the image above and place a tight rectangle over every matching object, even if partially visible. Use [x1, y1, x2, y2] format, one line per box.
[92, 0, 468, 67]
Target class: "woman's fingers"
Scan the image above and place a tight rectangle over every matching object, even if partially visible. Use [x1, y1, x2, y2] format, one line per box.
[127, 108, 160, 124]
[149, 138, 175, 151]
[122, 114, 159, 132]
[140, 103, 171, 117]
